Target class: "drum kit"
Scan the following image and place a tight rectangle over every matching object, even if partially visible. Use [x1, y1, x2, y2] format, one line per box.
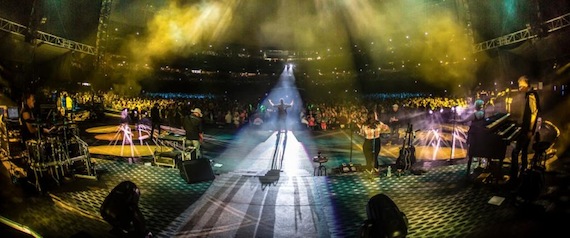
[24, 119, 96, 192]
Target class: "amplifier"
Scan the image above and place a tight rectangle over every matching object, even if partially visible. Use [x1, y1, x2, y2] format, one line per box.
[154, 148, 196, 168]
[182, 147, 196, 161]
[154, 151, 181, 168]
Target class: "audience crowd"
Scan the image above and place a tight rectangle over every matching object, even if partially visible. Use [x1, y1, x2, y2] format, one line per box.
[41, 89, 475, 134]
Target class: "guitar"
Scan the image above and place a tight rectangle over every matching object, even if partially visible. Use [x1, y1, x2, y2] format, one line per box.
[396, 123, 416, 172]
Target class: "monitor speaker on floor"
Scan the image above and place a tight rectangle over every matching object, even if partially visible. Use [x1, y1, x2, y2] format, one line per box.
[179, 159, 215, 184]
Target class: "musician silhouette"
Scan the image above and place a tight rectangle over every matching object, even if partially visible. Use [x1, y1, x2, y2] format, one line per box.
[19, 92, 54, 142]
[268, 98, 293, 132]
[510, 76, 540, 185]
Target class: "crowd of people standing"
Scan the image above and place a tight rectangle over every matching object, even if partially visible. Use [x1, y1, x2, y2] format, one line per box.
[37, 90, 470, 134]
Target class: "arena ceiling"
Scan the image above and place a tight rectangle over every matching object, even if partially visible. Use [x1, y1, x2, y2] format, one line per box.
[2, 1, 567, 52]
[0, 1, 569, 60]
[0, 0, 569, 93]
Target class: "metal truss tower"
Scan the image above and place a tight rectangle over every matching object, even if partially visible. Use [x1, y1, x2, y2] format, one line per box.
[95, 0, 113, 68]
[459, 0, 475, 45]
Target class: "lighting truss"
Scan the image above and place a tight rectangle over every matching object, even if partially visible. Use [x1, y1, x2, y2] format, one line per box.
[544, 12, 570, 33]
[0, 17, 27, 35]
[37, 31, 96, 55]
[473, 12, 570, 53]
[0, 17, 96, 55]
[473, 28, 535, 53]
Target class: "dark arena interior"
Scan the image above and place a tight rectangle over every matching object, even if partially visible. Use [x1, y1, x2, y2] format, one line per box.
[1, 1, 570, 237]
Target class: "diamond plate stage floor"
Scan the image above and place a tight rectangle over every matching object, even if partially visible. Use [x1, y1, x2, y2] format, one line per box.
[1, 122, 569, 238]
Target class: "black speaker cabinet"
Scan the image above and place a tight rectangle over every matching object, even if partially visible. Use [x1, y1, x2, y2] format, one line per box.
[179, 159, 215, 183]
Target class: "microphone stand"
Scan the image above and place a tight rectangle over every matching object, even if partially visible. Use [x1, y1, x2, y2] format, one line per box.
[348, 122, 354, 164]
[449, 107, 457, 164]
[344, 121, 358, 173]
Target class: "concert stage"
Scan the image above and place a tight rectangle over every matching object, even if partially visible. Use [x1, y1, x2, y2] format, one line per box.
[82, 123, 470, 162]
[0, 120, 568, 238]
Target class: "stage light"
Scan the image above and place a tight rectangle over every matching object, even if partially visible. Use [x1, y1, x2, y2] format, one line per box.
[457, 106, 466, 115]
[359, 193, 408, 238]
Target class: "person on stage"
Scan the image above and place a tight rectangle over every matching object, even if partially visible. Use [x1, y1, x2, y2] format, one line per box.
[268, 98, 293, 132]
[510, 76, 541, 185]
[455, 99, 486, 151]
[117, 108, 132, 141]
[358, 112, 389, 174]
[19, 92, 54, 143]
[131, 107, 140, 125]
[150, 103, 161, 140]
[59, 91, 74, 119]
[182, 108, 204, 159]
[387, 104, 403, 144]
[119, 108, 131, 125]
[505, 88, 513, 113]
[454, 99, 485, 125]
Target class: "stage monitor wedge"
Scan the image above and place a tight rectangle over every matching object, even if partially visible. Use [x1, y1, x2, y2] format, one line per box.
[179, 159, 215, 184]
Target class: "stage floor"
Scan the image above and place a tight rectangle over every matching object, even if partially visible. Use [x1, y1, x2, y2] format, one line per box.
[1, 120, 569, 238]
